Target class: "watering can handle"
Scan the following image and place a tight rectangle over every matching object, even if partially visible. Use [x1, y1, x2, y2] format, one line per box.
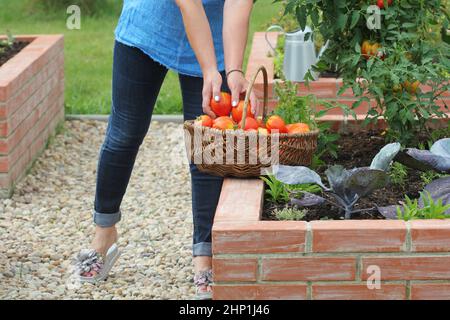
[265, 25, 284, 55]
[317, 40, 330, 59]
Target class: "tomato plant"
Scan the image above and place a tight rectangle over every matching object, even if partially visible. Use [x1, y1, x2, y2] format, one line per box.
[276, 0, 450, 145]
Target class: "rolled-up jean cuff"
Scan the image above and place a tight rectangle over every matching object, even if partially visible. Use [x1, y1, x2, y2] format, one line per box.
[193, 242, 212, 257]
[93, 210, 122, 227]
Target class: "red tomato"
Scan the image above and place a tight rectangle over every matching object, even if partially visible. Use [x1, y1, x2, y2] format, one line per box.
[231, 101, 254, 123]
[212, 116, 235, 130]
[210, 92, 232, 117]
[377, 0, 393, 9]
[266, 115, 287, 133]
[194, 115, 213, 127]
[239, 117, 259, 131]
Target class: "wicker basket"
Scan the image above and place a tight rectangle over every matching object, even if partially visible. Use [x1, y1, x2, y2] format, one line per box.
[184, 65, 319, 178]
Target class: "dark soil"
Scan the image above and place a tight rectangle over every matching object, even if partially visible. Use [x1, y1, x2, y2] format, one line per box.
[263, 130, 425, 221]
[0, 41, 29, 67]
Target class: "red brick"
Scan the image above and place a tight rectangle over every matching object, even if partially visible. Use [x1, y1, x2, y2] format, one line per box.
[213, 258, 258, 282]
[213, 221, 306, 254]
[297, 78, 337, 98]
[0, 71, 60, 139]
[0, 51, 63, 120]
[214, 178, 263, 223]
[0, 35, 63, 102]
[7, 92, 63, 179]
[411, 220, 450, 252]
[411, 283, 450, 300]
[362, 256, 450, 280]
[311, 220, 407, 252]
[0, 82, 61, 172]
[261, 257, 356, 281]
[312, 284, 406, 300]
[213, 284, 307, 300]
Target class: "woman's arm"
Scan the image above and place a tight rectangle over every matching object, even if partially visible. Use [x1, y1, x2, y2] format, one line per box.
[175, 0, 222, 118]
[223, 0, 259, 115]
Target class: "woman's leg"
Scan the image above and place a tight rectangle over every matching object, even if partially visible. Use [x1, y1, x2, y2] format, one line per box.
[178, 72, 228, 273]
[91, 41, 168, 256]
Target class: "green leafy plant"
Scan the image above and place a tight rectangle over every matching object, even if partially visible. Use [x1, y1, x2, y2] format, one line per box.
[420, 170, 447, 187]
[273, 79, 353, 164]
[397, 191, 450, 220]
[274, 206, 307, 221]
[275, 142, 401, 219]
[277, 0, 450, 146]
[389, 161, 408, 189]
[274, 80, 316, 128]
[0, 30, 15, 55]
[379, 176, 450, 219]
[261, 174, 321, 203]
[261, 174, 289, 203]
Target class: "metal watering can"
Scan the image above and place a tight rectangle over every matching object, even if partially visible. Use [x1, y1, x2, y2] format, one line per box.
[265, 25, 329, 82]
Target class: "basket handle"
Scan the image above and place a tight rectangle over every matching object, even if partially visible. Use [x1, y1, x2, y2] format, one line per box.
[241, 65, 269, 130]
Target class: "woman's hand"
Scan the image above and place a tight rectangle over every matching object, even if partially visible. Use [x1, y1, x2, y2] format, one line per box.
[227, 71, 260, 116]
[202, 69, 223, 119]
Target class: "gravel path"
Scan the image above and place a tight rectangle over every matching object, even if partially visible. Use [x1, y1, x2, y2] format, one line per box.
[0, 120, 196, 299]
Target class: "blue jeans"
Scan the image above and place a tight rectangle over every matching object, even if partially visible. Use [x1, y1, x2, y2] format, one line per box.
[93, 41, 225, 257]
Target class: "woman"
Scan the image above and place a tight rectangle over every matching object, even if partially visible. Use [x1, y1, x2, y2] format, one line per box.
[74, 0, 258, 300]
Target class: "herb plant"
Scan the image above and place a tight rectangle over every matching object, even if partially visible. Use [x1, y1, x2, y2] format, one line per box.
[261, 174, 321, 204]
[389, 162, 408, 189]
[274, 206, 307, 221]
[261, 175, 289, 203]
[0, 30, 14, 55]
[273, 79, 353, 165]
[378, 176, 450, 219]
[420, 170, 447, 188]
[396, 191, 450, 221]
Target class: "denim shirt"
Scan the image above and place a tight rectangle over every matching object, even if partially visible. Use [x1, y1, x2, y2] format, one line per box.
[115, 0, 225, 77]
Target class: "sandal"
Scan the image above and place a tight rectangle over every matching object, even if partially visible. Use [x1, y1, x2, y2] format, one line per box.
[74, 243, 120, 284]
[194, 269, 213, 300]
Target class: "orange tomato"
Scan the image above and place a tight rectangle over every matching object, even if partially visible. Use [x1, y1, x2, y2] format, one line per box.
[213, 116, 235, 130]
[239, 117, 259, 131]
[287, 123, 310, 134]
[361, 40, 372, 58]
[361, 41, 382, 60]
[210, 92, 232, 117]
[194, 115, 213, 127]
[231, 101, 254, 123]
[266, 115, 287, 133]
[403, 80, 420, 94]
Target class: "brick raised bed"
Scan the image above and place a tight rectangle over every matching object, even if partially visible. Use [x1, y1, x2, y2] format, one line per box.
[0, 35, 65, 197]
[212, 179, 450, 300]
[247, 32, 450, 132]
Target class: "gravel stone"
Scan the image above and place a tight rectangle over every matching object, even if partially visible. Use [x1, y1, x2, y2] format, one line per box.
[0, 120, 196, 299]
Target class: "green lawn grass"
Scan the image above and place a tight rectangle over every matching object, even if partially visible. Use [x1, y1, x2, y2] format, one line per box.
[0, 0, 281, 114]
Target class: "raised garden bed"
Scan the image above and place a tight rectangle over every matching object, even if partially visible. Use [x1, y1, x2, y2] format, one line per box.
[263, 130, 434, 221]
[0, 35, 65, 197]
[212, 178, 450, 300]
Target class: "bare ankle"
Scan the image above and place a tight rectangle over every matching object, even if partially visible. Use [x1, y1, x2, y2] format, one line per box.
[91, 225, 118, 256]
